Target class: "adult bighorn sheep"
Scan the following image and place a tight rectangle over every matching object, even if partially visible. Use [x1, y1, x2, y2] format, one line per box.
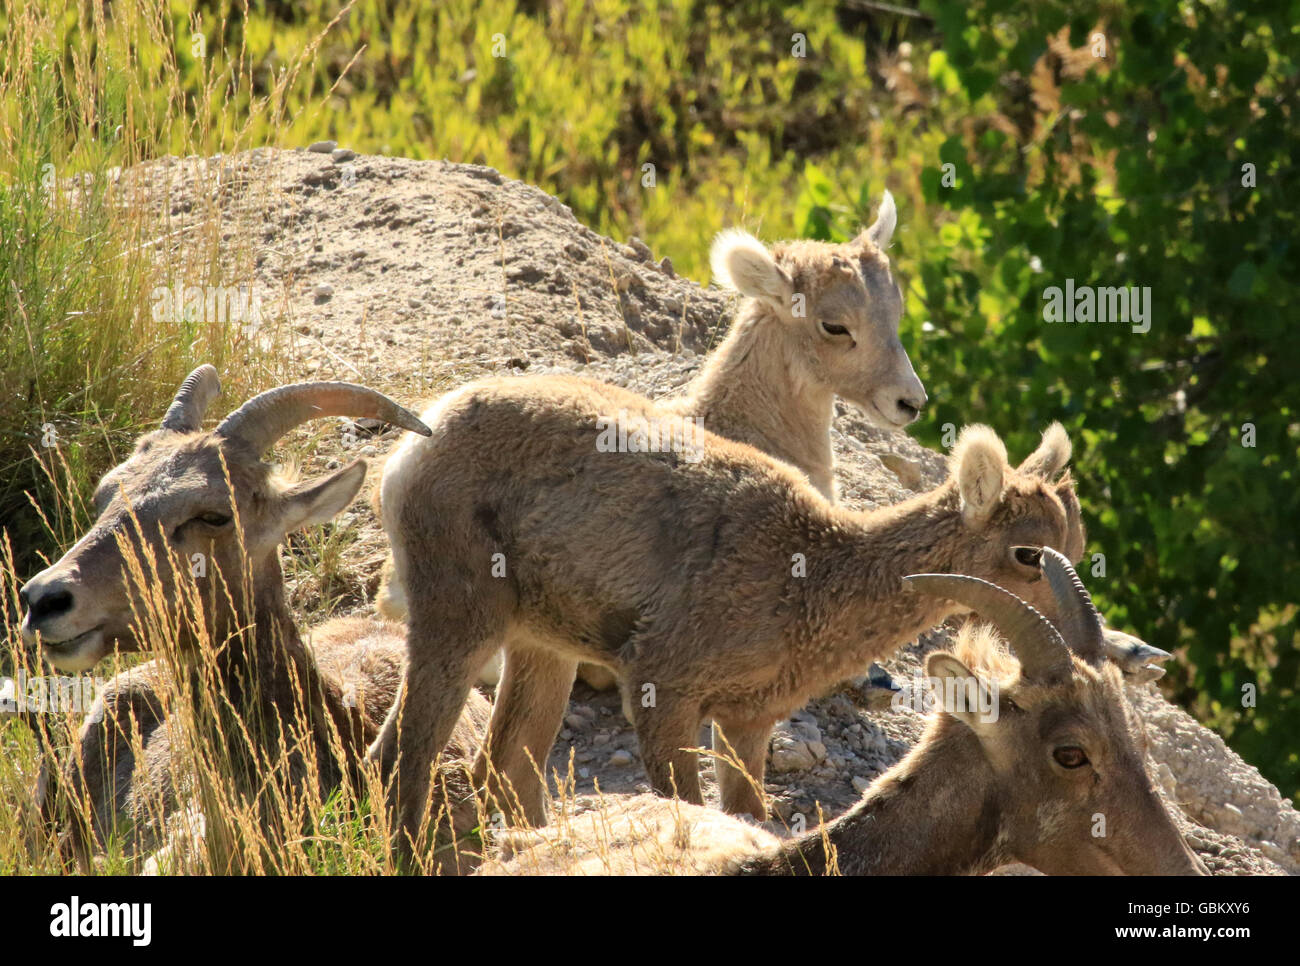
[19, 366, 487, 871]
[484, 550, 1206, 876]
[377, 193, 925, 689]
[373, 372, 1086, 846]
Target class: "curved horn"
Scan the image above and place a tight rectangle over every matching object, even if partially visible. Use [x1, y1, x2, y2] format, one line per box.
[161, 365, 222, 433]
[903, 573, 1073, 682]
[1038, 547, 1106, 664]
[216, 382, 432, 454]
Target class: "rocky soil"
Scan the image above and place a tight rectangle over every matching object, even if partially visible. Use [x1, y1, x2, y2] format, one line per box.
[127, 145, 1298, 874]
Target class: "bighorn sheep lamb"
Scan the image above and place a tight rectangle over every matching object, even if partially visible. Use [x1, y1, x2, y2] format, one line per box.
[373, 371, 1085, 846]
[483, 550, 1206, 876]
[19, 366, 487, 872]
[377, 193, 925, 689]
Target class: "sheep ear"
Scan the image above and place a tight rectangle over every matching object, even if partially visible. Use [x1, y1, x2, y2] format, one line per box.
[862, 189, 897, 249]
[280, 460, 367, 532]
[952, 425, 1007, 527]
[1054, 473, 1086, 561]
[925, 652, 997, 732]
[710, 230, 794, 311]
[1018, 422, 1072, 480]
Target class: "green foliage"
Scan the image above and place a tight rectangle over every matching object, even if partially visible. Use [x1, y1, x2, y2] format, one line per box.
[801, 0, 1299, 799]
[0, 3, 290, 582]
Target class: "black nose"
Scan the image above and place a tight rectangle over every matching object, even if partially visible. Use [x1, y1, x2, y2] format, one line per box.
[897, 398, 923, 419]
[26, 587, 74, 625]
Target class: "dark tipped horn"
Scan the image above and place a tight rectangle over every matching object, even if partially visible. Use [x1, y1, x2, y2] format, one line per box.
[1038, 547, 1106, 664]
[215, 382, 431, 454]
[161, 365, 222, 433]
[903, 572, 1073, 682]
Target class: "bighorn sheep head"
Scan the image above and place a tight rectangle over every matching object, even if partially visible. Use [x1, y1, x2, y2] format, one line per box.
[905, 549, 1206, 875]
[934, 421, 1089, 625]
[709, 190, 927, 429]
[19, 365, 430, 671]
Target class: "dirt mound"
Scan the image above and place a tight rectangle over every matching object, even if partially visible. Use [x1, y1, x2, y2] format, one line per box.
[137, 147, 1295, 874]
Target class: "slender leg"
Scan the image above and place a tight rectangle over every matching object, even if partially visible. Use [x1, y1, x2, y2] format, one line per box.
[374, 578, 508, 859]
[473, 636, 577, 827]
[631, 689, 704, 805]
[711, 720, 772, 819]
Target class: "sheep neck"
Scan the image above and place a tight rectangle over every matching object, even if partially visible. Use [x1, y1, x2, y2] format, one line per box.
[178, 558, 367, 799]
[679, 301, 836, 499]
[805, 484, 970, 671]
[740, 718, 1006, 875]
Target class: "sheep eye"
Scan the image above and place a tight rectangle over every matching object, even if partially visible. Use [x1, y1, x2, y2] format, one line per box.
[1053, 746, 1088, 769]
[1013, 546, 1042, 567]
[820, 321, 851, 337]
[196, 512, 232, 528]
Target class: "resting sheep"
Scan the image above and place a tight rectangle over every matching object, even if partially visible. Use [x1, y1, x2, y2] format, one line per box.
[480, 551, 1205, 876]
[19, 367, 487, 872]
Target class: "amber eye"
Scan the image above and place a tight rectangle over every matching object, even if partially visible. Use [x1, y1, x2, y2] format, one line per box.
[1053, 746, 1089, 769]
[820, 321, 851, 337]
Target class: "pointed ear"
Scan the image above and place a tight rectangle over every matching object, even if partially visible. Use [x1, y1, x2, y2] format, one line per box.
[862, 189, 897, 249]
[1054, 472, 1086, 561]
[280, 460, 367, 533]
[1018, 422, 1072, 480]
[951, 425, 1007, 527]
[710, 229, 794, 311]
[925, 652, 998, 732]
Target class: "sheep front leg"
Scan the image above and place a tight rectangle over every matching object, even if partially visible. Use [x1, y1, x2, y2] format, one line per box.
[473, 640, 577, 827]
[711, 720, 771, 820]
[630, 690, 704, 805]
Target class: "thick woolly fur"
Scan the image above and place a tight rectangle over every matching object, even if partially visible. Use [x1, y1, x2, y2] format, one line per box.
[373, 372, 1087, 840]
[378, 196, 923, 629]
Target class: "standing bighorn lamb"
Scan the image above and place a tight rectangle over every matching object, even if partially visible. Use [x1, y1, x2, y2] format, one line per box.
[376, 194, 925, 685]
[484, 550, 1206, 876]
[373, 372, 1085, 846]
[19, 366, 487, 871]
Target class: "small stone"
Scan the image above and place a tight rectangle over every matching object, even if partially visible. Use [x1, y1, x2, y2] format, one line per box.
[770, 737, 817, 773]
[331, 148, 356, 163]
[608, 749, 633, 767]
[308, 140, 337, 154]
[851, 776, 872, 794]
[563, 713, 586, 730]
[314, 282, 334, 301]
[659, 256, 675, 278]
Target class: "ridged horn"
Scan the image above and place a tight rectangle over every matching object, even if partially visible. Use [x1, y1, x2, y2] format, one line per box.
[903, 572, 1073, 681]
[1038, 547, 1106, 664]
[216, 381, 432, 454]
[161, 365, 222, 433]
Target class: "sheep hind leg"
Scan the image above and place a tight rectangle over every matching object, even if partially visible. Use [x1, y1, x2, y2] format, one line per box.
[711, 719, 771, 820]
[373, 610, 507, 862]
[473, 638, 577, 828]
